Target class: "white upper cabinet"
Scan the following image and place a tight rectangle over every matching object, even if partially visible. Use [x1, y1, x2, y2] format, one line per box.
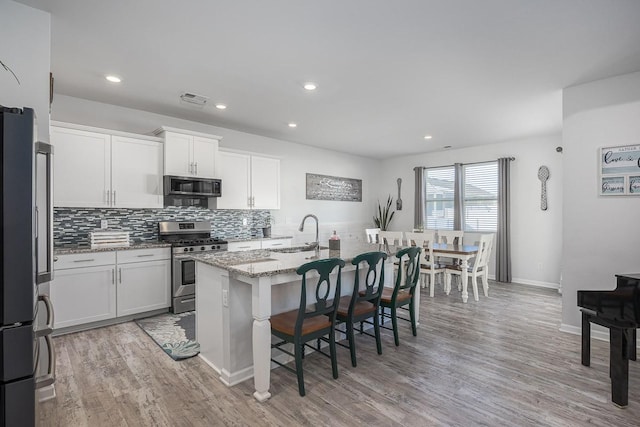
[251, 156, 280, 209]
[217, 150, 280, 209]
[216, 151, 251, 209]
[111, 136, 163, 208]
[51, 123, 163, 209]
[156, 127, 221, 179]
[51, 127, 111, 207]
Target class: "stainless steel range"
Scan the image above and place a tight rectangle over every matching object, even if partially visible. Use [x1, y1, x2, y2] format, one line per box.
[158, 220, 228, 314]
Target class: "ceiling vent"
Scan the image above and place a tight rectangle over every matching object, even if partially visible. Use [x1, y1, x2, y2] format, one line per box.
[180, 92, 209, 106]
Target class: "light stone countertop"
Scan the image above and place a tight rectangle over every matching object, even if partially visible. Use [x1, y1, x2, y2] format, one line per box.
[188, 241, 400, 278]
[54, 241, 172, 255]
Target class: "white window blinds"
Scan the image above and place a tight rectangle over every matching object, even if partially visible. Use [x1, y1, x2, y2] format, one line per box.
[463, 162, 498, 232]
[424, 166, 455, 230]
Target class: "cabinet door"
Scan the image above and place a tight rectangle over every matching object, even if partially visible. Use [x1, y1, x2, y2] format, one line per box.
[50, 265, 116, 328]
[111, 136, 163, 208]
[192, 136, 219, 178]
[261, 239, 292, 249]
[216, 151, 251, 209]
[117, 260, 171, 316]
[227, 240, 261, 252]
[251, 156, 280, 209]
[51, 127, 111, 207]
[164, 132, 193, 176]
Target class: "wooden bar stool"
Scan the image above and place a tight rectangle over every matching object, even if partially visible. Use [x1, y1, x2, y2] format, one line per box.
[270, 257, 345, 396]
[336, 251, 388, 367]
[379, 246, 422, 346]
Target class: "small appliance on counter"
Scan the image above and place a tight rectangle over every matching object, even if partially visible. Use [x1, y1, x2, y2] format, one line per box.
[158, 221, 228, 314]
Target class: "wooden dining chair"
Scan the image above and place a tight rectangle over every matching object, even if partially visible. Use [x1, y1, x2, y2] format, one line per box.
[444, 234, 494, 301]
[270, 257, 345, 396]
[379, 246, 422, 346]
[336, 251, 387, 367]
[378, 230, 404, 246]
[365, 228, 380, 243]
[405, 231, 444, 297]
[436, 230, 464, 245]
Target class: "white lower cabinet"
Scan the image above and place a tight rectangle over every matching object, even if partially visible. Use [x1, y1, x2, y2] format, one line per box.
[227, 240, 261, 252]
[227, 238, 292, 252]
[117, 259, 171, 317]
[51, 252, 117, 329]
[52, 248, 170, 330]
[52, 265, 117, 329]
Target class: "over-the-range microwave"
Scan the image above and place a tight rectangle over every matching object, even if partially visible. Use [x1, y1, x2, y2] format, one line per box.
[164, 175, 222, 197]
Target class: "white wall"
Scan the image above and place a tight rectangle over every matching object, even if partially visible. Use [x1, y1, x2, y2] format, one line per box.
[0, 0, 50, 140]
[379, 135, 563, 287]
[51, 95, 381, 244]
[561, 71, 640, 331]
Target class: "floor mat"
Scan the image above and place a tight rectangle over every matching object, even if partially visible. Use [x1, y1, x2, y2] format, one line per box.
[135, 311, 200, 360]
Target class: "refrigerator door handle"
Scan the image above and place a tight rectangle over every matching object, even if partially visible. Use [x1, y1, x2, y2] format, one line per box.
[35, 294, 54, 337]
[36, 141, 54, 284]
[35, 335, 56, 389]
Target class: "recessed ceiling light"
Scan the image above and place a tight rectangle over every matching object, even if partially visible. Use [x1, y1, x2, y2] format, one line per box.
[215, 104, 227, 110]
[288, 123, 297, 128]
[424, 135, 433, 140]
[303, 82, 317, 91]
[105, 75, 121, 83]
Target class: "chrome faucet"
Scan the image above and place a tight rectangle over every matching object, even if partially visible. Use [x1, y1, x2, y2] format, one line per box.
[298, 214, 319, 249]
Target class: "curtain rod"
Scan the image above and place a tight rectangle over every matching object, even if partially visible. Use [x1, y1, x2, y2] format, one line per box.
[415, 157, 515, 170]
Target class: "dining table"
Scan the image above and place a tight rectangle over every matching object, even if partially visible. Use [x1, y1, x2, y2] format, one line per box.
[432, 243, 479, 303]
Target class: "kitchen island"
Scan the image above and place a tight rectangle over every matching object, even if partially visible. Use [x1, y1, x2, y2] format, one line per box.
[190, 241, 410, 402]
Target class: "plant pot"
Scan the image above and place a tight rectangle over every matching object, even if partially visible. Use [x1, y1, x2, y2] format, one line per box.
[262, 226, 271, 238]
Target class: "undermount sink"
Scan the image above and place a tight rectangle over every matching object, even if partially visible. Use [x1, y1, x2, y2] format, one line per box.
[272, 245, 329, 253]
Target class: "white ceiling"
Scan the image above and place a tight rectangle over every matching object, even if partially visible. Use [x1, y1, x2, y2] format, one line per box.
[17, 0, 640, 158]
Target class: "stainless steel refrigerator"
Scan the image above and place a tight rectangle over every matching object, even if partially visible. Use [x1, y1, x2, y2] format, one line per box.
[0, 106, 55, 427]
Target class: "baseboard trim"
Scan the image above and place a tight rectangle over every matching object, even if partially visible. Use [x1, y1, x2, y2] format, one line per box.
[560, 322, 637, 347]
[220, 366, 254, 387]
[511, 277, 560, 290]
[197, 354, 221, 375]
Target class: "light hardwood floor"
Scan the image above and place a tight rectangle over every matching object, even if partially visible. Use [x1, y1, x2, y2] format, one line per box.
[37, 282, 640, 426]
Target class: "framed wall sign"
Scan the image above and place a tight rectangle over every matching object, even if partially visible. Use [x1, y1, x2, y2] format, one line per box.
[306, 173, 362, 202]
[599, 144, 640, 196]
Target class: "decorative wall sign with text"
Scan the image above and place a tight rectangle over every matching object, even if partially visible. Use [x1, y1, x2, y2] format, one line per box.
[599, 144, 640, 196]
[306, 173, 362, 202]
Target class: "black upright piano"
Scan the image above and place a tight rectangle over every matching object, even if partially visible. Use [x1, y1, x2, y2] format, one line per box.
[577, 273, 640, 407]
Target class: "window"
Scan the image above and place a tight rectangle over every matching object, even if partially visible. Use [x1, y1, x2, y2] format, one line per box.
[463, 162, 498, 232]
[425, 166, 455, 230]
[423, 161, 498, 232]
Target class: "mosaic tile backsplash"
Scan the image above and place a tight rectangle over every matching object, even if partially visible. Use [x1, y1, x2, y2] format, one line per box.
[54, 206, 271, 247]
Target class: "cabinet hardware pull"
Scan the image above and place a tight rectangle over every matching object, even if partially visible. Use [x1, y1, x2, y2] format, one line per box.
[35, 334, 56, 389]
[271, 243, 283, 246]
[106, 189, 110, 204]
[112, 269, 115, 284]
[73, 259, 95, 263]
[119, 268, 122, 283]
[53, 256, 58, 262]
[136, 254, 155, 257]
[181, 298, 196, 304]
[195, 162, 198, 175]
[113, 190, 116, 205]
[239, 246, 251, 249]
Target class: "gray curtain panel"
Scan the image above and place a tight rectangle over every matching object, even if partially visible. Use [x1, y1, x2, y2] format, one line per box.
[414, 167, 425, 229]
[496, 157, 512, 282]
[453, 163, 463, 230]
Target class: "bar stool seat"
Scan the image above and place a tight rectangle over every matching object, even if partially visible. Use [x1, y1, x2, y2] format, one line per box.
[271, 310, 333, 336]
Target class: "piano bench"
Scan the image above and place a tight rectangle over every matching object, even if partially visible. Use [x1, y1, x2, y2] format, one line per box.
[581, 309, 637, 407]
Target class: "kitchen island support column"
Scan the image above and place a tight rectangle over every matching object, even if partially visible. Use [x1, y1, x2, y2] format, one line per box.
[252, 276, 272, 402]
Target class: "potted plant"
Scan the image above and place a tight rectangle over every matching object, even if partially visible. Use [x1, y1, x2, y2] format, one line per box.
[1, 60, 20, 85]
[373, 195, 396, 230]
